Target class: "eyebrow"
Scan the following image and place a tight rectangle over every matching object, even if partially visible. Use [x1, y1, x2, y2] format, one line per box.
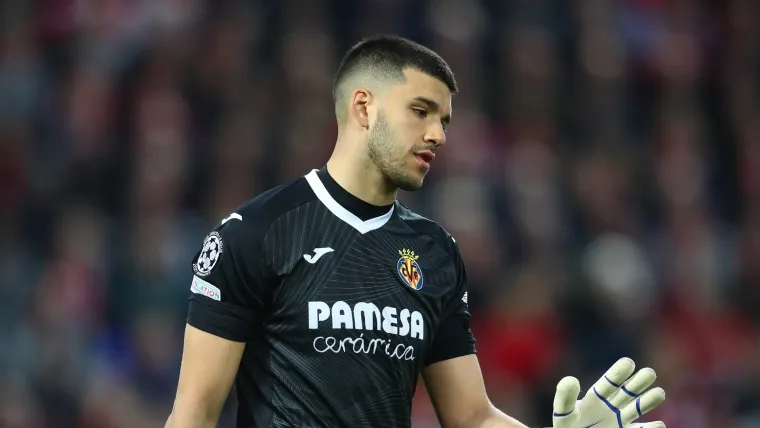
[412, 96, 451, 126]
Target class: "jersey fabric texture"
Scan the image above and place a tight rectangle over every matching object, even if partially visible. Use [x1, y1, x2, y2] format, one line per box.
[186, 166, 477, 428]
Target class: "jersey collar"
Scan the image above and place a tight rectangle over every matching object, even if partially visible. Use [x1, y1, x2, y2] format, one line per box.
[305, 168, 395, 234]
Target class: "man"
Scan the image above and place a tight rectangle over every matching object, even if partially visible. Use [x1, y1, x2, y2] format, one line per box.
[166, 36, 666, 428]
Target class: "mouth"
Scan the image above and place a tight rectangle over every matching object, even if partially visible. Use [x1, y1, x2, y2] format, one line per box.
[414, 151, 435, 169]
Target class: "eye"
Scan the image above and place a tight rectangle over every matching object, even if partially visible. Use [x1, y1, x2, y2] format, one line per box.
[412, 108, 428, 118]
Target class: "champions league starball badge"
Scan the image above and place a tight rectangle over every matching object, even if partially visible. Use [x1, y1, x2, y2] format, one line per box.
[194, 231, 223, 277]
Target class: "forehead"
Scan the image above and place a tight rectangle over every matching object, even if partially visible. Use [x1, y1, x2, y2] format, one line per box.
[387, 69, 452, 111]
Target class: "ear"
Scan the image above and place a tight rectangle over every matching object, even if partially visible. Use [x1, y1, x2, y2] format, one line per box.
[350, 88, 371, 129]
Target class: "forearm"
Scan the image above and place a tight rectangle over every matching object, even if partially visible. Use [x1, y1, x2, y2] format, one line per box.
[165, 405, 219, 428]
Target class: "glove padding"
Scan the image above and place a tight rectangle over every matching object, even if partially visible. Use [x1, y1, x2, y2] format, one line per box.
[552, 358, 666, 428]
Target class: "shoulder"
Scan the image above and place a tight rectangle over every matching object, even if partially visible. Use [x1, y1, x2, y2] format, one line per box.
[226, 175, 316, 225]
[395, 202, 468, 295]
[240, 175, 315, 220]
[395, 202, 458, 257]
[210, 175, 317, 243]
[194, 175, 317, 277]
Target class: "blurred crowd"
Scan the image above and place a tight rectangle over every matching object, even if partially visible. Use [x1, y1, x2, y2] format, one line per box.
[1, 0, 759, 427]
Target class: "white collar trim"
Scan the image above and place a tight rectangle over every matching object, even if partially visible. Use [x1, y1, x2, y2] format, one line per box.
[305, 169, 394, 234]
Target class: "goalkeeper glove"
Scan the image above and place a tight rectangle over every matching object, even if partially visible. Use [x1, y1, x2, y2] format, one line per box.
[552, 357, 666, 428]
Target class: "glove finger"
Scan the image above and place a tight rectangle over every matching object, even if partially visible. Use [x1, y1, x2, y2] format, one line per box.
[620, 387, 666, 424]
[625, 422, 665, 428]
[588, 357, 636, 400]
[608, 367, 657, 409]
[553, 376, 581, 428]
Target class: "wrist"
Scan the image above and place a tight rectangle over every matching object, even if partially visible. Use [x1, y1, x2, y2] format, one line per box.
[471, 406, 530, 428]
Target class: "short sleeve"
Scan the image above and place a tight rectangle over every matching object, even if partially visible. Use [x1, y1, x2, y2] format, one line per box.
[186, 214, 270, 342]
[425, 238, 477, 365]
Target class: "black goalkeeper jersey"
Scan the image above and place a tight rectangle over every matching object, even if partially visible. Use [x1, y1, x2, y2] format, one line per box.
[186, 166, 476, 428]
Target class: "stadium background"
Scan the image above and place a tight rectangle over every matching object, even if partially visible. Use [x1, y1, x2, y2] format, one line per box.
[1, 0, 759, 426]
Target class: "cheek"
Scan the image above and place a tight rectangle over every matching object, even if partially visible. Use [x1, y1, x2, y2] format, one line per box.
[391, 110, 421, 131]
[394, 133, 417, 153]
[395, 121, 424, 142]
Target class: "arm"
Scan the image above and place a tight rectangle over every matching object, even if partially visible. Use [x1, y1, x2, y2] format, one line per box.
[423, 355, 528, 428]
[165, 210, 271, 427]
[425, 356, 669, 428]
[426, 240, 667, 428]
[424, 235, 527, 427]
[165, 325, 245, 428]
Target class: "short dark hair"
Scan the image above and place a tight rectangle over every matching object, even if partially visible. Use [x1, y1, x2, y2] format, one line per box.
[332, 35, 457, 114]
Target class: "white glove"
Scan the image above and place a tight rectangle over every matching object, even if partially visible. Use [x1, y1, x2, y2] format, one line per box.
[552, 357, 666, 428]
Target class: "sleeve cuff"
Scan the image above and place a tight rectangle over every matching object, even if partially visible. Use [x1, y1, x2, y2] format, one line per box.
[424, 344, 477, 366]
[186, 295, 259, 343]
[424, 313, 477, 366]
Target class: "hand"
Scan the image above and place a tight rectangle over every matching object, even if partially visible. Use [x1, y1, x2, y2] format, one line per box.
[552, 358, 666, 428]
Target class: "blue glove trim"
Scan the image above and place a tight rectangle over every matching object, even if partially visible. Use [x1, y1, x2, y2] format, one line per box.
[593, 387, 624, 428]
[620, 385, 638, 398]
[604, 375, 621, 388]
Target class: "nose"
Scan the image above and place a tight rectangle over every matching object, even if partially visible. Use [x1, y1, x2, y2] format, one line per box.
[424, 123, 446, 148]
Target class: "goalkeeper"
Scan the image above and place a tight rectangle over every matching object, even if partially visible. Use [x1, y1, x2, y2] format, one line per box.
[165, 35, 666, 428]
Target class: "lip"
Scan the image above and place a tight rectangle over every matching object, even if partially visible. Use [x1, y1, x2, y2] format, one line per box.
[415, 151, 435, 164]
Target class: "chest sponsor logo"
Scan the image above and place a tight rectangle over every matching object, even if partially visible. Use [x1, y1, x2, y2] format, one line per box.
[308, 301, 423, 361]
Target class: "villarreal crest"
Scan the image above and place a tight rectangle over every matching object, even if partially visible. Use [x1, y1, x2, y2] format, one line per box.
[397, 249, 423, 290]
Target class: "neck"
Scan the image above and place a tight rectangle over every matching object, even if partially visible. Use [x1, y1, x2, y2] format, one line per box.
[327, 135, 397, 206]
